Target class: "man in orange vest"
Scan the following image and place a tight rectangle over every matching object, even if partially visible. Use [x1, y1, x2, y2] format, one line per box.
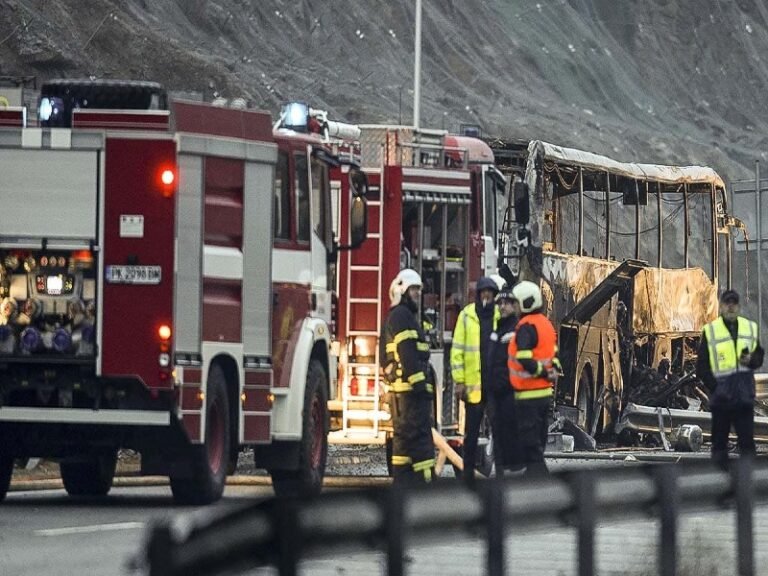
[506, 280, 561, 476]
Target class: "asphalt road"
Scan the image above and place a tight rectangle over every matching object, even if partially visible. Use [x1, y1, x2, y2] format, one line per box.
[0, 452, 761, 576]
[0, 485, 274, 576]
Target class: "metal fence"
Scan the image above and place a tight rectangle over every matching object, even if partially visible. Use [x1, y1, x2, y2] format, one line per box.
[142, 458, 768, 576]
[730, 167, 767, 350]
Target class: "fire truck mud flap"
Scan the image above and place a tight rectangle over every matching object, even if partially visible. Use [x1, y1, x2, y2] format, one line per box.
[60, 449, 118, 497]
[267, 359, 328, 497]
[168, 365, 230, 505]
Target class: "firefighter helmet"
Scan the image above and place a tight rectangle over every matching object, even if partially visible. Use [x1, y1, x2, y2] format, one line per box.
[389, 268, 423, 306]
[512, 280, 543, 313]
[489, 274, 507, 292]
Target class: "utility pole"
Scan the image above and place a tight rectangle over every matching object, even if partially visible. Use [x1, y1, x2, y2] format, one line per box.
[413, 0, 422, 129]
[757, 161, 763, 341]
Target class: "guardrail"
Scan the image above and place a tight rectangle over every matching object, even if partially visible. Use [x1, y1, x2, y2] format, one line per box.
[141, 458, 768, 576]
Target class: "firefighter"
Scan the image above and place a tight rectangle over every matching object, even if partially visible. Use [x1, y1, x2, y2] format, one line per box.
[696, 290, 764, 471]
[487, 286, 521, 477]
[506, 280, 561, 476]
[451, 275, 500, 486]
[380, 268, 436, 485]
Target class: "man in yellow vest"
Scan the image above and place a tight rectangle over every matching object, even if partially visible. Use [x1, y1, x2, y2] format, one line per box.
[507, 281, 561, 476]
[451, 275, 501, 485]
[696, 290, 764, 470]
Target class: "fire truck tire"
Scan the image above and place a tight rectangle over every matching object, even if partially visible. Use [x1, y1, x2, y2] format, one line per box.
[270, 359, 328, 498]
[170, 365, 230, 505]
[60, 450, 117, 497]
[0, 453, 13, 502]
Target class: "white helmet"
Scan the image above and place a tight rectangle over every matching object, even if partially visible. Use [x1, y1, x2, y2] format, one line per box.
[489, 274, 507, 292]
[512, 280, 542, 313]
[389, 268, 423, 306]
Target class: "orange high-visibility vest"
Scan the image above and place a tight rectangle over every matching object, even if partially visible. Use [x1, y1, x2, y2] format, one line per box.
[507, 313, 557, 398]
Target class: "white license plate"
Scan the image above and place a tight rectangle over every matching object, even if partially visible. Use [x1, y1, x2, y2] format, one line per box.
[105, 265, 162, 285]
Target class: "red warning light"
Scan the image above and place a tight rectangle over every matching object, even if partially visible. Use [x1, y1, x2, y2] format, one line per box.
[161, 169, 175, 186]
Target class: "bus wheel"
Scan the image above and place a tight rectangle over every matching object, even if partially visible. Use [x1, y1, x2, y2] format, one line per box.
[60, 450, 117, 497]
[576, 367, 594, 433]
[171, 364, 230, 505]
[271, 359, 328, 498]
[0, 452, 13, 503]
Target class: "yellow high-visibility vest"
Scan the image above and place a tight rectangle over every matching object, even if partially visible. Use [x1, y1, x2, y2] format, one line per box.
[450, 303, 499, 404]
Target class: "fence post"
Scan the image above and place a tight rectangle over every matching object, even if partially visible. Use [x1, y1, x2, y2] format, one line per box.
[655, 465, 678, 576]
[275, 499, 300, 576]
[734, 457, 754, 576]
[146, 522, 175, 576]
[486, 478, 504, 576]
[572, 472, 595, 576]
[385, 487, 405, 576]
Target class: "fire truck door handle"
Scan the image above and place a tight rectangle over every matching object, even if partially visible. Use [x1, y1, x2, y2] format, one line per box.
[273, 292, 279, 307]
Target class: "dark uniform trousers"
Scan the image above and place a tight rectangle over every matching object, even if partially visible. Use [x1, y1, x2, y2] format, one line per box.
[514, 396, 550, 477]
[391, 389, 435, 485]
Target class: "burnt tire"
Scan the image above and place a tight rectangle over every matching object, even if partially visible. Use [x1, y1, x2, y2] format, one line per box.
[170, 365, 230, 505]
[576, 367, 594, 433]
[0, 453, 13, 503]
[60, 450, 117, 497]
[270, 359, 328, 498]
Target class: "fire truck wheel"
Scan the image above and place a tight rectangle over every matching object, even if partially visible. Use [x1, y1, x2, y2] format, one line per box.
[60, 450, 117, 497]
[170, 365, 230, 505]
[0, 453, 13, 502]
[270, 359, 328, 498]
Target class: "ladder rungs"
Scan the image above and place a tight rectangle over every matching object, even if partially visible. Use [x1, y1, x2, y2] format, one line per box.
[350, 265, 380, 271]
[347, 330, 380, 336]
[349, 297, 379, 304]
[342, 409, 390, 421]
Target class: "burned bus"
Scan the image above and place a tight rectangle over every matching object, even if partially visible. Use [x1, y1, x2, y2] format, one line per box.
[496, 140, 735, 439]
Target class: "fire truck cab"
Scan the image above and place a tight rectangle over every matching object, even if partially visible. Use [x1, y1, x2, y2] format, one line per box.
[0, 81, 367, 503]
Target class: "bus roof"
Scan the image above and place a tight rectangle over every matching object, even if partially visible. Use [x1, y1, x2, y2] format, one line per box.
[534, 140, 726, 190]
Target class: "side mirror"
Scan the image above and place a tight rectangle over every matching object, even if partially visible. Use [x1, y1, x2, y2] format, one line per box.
[513, 181, 530, 225]
[349, 168, 368, 198]
[349, 196, 368, 249]
[338, 167, 369, 251]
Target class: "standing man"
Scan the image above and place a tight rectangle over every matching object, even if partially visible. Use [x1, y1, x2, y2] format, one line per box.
[380, 268, 436, 485]
[507, 280, 560, 476]
[451, 276, 500, 485]
[487, 286, 520, 477]
[696, 290, 764, 471]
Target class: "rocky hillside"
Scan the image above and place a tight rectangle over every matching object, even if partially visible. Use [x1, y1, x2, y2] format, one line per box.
[1, 0, 767, 183]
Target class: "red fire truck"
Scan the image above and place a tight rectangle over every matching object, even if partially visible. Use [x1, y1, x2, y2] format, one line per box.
[0, 81, 367, 503]
[330, 123, 506, 445]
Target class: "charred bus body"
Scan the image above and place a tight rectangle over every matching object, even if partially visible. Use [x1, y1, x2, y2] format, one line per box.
[494, 139, 738, 441]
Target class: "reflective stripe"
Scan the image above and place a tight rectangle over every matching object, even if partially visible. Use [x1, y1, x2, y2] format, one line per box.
[390, 382, 413, 392]
[451, 343, 481, 352]
[394, 329, 419, 345]
[515, 387, 553, 400]
[516, 350, 534, 359]
[392, 455, 412, 465]
[425, 383, 434, 394]
[416, 342, 430, 352]
[386, 342, 397, 353]
[412, 458, 435, 471]
[408, 371, 426, 384]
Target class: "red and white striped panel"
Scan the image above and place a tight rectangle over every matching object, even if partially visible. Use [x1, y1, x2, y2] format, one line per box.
[243, 369, 272, 443]
[179, 366, 203, 442]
